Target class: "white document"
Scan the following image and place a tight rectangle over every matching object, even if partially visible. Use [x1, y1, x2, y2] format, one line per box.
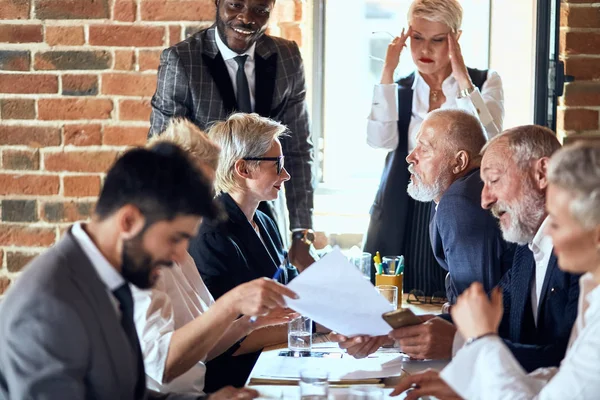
[252, 350, 405, 381]
[285, 248, 394, 337]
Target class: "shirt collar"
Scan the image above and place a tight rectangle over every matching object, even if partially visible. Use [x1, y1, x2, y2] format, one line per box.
[528, 217, 553, 257]
[214, 28, 256, 61]
[71, 222, 125, 292]
[412, 71, 457, 90]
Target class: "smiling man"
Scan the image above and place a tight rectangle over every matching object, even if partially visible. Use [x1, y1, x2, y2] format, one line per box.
[149, 0, 316, 274]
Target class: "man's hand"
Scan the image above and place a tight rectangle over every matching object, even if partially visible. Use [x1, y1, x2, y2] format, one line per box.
[329, 332, 392, 358]
[388, 315, 456, 360]
[288, 239, 317, 272]
[452, 283, 502, 339]
[226, 277, 299, 317]
[391, 369, 463, 400]
[207, 386, 259, 400]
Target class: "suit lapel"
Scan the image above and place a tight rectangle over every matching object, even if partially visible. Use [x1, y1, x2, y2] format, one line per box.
[202, 27, 237, 114]
[537, 252, 558, 316]
[510, 246, 536, 340]
[59, 231, 137, 394]
[254, 52, 277, 117]
[221, 194, 279, 277]
[429, 210, 446, 270]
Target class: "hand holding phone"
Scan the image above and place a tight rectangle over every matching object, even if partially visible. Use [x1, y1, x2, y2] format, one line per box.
[382, 308, 422, 329]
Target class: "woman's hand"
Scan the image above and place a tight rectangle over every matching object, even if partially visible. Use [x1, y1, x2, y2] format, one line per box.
[250, 307, 299, 330]
[329, 332, 392, 358]
[226, 277, 298, 318]
[451, 283, 503, 340]
[381, 27, 412, 84]
[447, 32, 473, 91]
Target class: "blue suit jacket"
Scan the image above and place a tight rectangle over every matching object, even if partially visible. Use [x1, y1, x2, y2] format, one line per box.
[497, 245, 580, 372]
[429, 168, 515, 303]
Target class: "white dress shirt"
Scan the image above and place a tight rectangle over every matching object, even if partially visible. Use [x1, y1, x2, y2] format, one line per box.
[367, 70, 504, 152]
[71, 222, 125, 316]
[441, 272, 600, 400]
[452, 219, 553, 354]
[132, 252, 215, 394]
[529, 217, 553, 325]
[214, 30, 256, 111]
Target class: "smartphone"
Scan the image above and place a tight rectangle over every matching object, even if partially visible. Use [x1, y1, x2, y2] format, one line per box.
[382, 308, 422, 329]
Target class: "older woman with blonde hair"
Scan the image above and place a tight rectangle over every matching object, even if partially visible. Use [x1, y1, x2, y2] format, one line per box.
[132, 118, 298, 396]
[364, 0, 504, 297]
[188, 112, 299, 391]
[393, 142, 600, 399]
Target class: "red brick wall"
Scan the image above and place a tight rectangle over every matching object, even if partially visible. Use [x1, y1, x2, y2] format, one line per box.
[558, 0, 600, 138]
[0, 0, 306, 294]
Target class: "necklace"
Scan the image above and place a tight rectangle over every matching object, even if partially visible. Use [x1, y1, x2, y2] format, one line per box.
[430, 89, 440, 102]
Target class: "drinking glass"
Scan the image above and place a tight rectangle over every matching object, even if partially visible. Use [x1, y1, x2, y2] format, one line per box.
[288, 316, 312, 354]
[375, 285, 398, 310]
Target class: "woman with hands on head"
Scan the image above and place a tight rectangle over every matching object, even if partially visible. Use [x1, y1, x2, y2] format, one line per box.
[392, 142, 600, 400]
[364, 0, 504, 309]
[132, 118, 299, 396]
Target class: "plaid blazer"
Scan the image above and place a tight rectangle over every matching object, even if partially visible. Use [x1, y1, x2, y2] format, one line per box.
[149, 26, 314, 230]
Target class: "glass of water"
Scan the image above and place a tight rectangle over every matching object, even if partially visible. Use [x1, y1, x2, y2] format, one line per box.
[348, 386, 384, 400]
[299, 368, 328, 400]
[288, 316, 312, 354]
[349, 251, 372, 280]
[375, 285, 398, 310]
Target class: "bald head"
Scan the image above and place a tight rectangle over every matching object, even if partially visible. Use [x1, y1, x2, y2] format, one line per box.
[406, 109, 487, 203]
[427, 109, 487, 160]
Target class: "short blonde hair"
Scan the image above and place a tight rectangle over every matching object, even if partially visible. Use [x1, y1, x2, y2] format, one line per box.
[208, 113, 287, 194]
[548, 142, 600, 230]
[408, 0, 463, 32]
[147, 118, 221, 170]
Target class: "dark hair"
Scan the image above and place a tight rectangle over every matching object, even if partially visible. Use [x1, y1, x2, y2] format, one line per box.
[95, 143, 221, 222]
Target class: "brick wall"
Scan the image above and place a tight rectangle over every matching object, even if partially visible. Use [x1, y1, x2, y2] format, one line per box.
[558, 0, 600, 139]
[0, 0, 306, 294]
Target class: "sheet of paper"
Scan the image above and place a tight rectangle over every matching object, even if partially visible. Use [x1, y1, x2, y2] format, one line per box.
[251, 350, 405, 381]
[285, 248, 394, 337]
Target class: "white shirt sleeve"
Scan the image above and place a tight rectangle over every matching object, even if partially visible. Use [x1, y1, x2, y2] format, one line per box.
[441, 330, 600, 400]
[132, 285, 175, 386]
[455, 70, 504, 140]
[366, 84, 400, 150]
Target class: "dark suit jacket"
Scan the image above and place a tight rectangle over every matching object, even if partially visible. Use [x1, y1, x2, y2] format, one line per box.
[0, 229, 199, 400]
[188, 192, 297, 392]
[497, 245, 580, 372]
[430, 168, 515, 303]
[149, 26, 313, 230]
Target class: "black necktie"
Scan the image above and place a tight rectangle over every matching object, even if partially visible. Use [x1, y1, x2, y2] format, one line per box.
[234, 55, 252, 113]
[112, 284, 146, 399]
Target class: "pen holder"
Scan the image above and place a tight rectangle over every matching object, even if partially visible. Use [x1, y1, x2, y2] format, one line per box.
[375, 274, 403, 307]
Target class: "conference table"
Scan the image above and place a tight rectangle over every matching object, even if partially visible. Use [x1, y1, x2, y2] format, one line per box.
[247, 295, 449, 399]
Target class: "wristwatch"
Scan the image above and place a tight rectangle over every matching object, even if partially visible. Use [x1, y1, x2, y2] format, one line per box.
[458, 85, 475, 99]
[292, 229, 315, 246]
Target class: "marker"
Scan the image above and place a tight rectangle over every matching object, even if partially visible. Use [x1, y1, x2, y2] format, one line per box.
[249, 265, 284, 323]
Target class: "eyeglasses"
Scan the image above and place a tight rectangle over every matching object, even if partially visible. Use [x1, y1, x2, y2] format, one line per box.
[243, 155, 285, 175]
[406, 289, 447, 305]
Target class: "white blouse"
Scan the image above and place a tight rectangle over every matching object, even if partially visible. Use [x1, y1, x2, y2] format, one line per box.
[132, 252, 215, 394]
[441, 272, 600, 400]
[366, 70, 504, 152]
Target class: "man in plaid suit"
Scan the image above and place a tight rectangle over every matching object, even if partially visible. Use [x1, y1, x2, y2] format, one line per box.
[149, 0, 316, 270]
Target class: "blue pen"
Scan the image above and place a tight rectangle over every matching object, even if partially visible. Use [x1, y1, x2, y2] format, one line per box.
[249, 266, 284, 323]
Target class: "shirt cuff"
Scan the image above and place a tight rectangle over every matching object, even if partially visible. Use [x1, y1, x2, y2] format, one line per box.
[455, 89, 496, 138]
[369, 84, 399, 122]
[452, 331, 466, 357]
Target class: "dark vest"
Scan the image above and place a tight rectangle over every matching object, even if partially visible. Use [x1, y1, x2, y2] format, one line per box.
[364, 68, 489, 293]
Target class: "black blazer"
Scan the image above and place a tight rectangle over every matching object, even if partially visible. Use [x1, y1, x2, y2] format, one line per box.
[189, 192, 297, 300]
[497, 245, 580, 372]
[188, 193, 298, 392]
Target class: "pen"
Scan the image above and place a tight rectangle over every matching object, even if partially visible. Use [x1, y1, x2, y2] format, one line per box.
[249, 264, 284, 323]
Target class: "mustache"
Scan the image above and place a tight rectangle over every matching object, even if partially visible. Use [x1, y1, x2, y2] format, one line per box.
[230, 22, 258, 33]
[408, 164, 421, 180]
